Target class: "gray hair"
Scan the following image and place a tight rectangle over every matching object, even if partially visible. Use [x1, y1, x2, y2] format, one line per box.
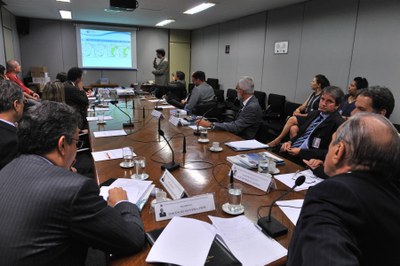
[333, 112, 400, 180]
[0, 80, 24, 113]
[322, 86, 344, 106]
[238, 76, 254, 94]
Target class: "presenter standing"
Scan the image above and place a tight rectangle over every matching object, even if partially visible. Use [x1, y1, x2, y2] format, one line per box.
[152, 48, 169, 86]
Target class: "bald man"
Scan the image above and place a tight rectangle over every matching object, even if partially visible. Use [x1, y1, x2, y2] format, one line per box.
[287, 113, 400, 265]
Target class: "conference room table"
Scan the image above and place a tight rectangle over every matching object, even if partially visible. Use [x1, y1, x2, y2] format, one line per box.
[88, 97, 306, 266]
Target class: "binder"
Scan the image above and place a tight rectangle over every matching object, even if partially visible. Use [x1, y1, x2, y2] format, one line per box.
[146, 227, 242, 266]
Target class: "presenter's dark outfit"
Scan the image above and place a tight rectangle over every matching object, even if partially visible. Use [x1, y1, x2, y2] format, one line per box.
[0, 154, 145, 265]
[288, 171, 400, 266]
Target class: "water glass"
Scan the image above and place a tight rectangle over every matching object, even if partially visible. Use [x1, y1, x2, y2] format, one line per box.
[122, 146, 134, 168]
[268, 157, 277, 174]
[133, 156, 149, 180]
[198, 129, 209, 142]
[228, 183, 243, 213]
[97, 111, 105, 124]
[212, 142, 220, 150]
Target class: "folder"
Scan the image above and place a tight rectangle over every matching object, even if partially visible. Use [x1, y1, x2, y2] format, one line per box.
[146, 227, 242, 266]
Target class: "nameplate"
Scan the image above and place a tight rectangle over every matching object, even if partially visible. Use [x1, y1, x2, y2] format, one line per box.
[151, 110, 163, 119]
[160, 170, 187, 200]
[232, 164, 272, 192]
[169, 116, 181, 127]
[154, 193, 216, 221]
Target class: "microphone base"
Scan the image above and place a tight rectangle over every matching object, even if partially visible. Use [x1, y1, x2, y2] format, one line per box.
[154, 107, 163, 111]
[123, 122, 135, 128]
[257, 216, 288, 238]
[161, 162, 180, 171]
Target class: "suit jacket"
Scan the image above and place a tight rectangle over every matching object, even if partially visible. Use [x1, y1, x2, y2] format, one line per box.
[293, 110, 344, 160]
[0, 120, 18, 170]
[287, 171, 400, 266]
[64, 81, 89, 129]
[214, 95, 263, 140]
[152, 57, 169, 86]
[0, 155, 145, 266]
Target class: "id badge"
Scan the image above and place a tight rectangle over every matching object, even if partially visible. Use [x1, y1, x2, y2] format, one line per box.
[312, 137, 321, 148]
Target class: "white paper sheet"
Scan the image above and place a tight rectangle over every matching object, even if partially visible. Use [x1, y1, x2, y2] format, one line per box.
[91, 148, 135, 162]
[87, 107, 110, 112]
[146, 217, 216, 266]
[100, 179, 153, 204]
[188, 125, 211, 130]
[86, 116, 113, 122]
[209, 215, 287, 266]
[93, 130, 127, 138]
[157, 105, 175, 109]
[274, 169, 324, 191]
[225, 139, 269, 151]
[276, 199, 304, 225]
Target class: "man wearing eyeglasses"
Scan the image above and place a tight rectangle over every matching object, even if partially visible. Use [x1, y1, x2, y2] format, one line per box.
[0, 81, 24, 170]
[0, 101, 145, 265]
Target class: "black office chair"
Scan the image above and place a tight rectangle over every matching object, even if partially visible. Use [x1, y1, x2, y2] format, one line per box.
[225, 88, 241, 112]
[253, 90, 267, 111]
[264, 93, 286, 121]
[206, 78, 219, 90]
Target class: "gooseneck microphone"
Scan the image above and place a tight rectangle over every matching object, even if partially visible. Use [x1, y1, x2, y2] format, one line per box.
[158, 129, 180, 171]
[194, 104, 216, 136]
[154, 98, 163, 111]
[110, 100, 134, 128]
[257, 175, 306, 238]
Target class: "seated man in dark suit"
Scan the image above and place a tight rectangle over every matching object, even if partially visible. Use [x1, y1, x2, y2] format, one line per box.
[0, 81, 24, 170]
[64, 67, 89, 130]
[0, 101, 145, 264]
[166, 70, 187, 102]
[198, 76, 263, 140]
[287, 113, 400, 265]
[279, 86, 344, 161]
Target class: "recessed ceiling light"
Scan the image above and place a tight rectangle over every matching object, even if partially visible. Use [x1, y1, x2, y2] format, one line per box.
[56, 0, 71, 2]
[59, 10, 72, 19]
[156, 19, 175, 27]
[184, 3, 215, 15]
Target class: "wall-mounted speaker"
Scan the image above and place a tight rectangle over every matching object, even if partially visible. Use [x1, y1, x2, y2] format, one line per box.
[16, 17, 30, 35]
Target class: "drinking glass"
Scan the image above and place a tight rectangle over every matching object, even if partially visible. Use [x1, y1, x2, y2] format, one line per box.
[132, 156, 149, 180]
[121, 146, 134, 168]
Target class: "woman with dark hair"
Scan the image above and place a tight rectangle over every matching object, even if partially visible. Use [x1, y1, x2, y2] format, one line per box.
[293, 74, 330, 117]
[268, 74, 330, 147]
[338, 77, 368, 119]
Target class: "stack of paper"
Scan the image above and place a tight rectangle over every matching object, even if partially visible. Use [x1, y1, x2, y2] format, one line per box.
[91, 148, 136, 162]
[225, 139, 269, 151]
[93, 130, 127, 138]
[276, 199, 304, 225]
[100, 178, 154, 210]
[146, 216, 287, 266]
[274, 169, 324, 191]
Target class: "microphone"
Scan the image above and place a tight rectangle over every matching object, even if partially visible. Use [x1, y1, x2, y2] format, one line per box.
[110, 101, 134, 128]
[257, 175, 306, 238]
[183, 136, 186, 153]
[194, 104, 216, 136]
[158, 129, 180, 171]
[143, 107, 145, 119]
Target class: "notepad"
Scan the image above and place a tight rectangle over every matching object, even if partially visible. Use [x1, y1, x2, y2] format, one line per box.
[93, 130, 127, 138]
[225, 139, 269, 151]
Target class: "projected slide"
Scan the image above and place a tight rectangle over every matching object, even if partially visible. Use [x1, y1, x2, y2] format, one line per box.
[80, 29, 133, 68]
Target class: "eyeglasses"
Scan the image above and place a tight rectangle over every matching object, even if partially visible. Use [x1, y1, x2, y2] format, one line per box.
[291, 170, 318, 184]
[71, 138, 84, 149]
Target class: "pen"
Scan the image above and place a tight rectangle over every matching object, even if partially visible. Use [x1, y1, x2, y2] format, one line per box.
[106, 152, 111, 159]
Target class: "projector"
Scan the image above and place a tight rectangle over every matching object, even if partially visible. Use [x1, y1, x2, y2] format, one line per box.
[110, 0, 138, 11]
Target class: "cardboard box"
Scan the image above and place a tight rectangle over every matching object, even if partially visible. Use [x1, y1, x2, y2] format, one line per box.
[32, 77, 50, 84]
[30, 66, 48, 73]
[31, 72, 49, 78]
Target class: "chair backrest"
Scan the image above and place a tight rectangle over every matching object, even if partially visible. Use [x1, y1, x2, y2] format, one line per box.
[267, 93, 286, 116]
[284, 101, 302, 117]
[206, 78, 219, 90]
[214, 89, 224, 103]
[192, 100, 218, 116]
[253, 90, 267, 111]
[188, 83, 195, 94]
[226, 88, 237, 102]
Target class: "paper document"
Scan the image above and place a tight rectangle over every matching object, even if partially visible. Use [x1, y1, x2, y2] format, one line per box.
[87, 107, 109, 112]
[100, 179, 153, 205]
[275, 169, 324, 191]
[188, 125, 211, 130]
[91, 148, 135, 162]
[209, 215, 287, 265]
[146, 217, 216, 266]
[225, 139, 269, 151]
[86, 116, 113, 122]
[276, 199, 304, 225]
[147, 99, 162, 103]
[157, 105, 175, 109]
[93, 130, 127, 138]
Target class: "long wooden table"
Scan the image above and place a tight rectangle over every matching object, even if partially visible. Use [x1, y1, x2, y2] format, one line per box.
[88, 97, 306, 266]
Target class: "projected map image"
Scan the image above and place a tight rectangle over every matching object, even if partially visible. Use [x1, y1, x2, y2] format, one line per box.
[80, 29, 133, 68]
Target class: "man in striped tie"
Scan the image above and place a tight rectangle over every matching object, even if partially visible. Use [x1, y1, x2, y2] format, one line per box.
[280, 86, 344, 161]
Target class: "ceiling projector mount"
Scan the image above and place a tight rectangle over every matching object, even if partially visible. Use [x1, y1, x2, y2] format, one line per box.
[109, 0, 139, 12]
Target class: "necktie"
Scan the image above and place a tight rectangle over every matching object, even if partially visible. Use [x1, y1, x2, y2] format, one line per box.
[292, 114, 323, 148]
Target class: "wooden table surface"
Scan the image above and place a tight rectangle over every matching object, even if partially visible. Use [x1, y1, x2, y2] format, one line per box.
[88, 97, 306, 266]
